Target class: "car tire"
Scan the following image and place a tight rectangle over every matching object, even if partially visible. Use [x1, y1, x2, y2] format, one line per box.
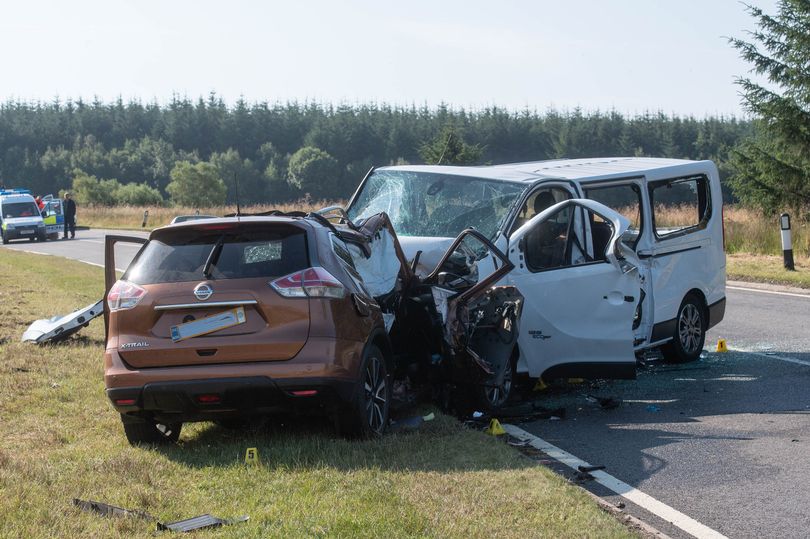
[120, 415, 182, 445]
[662, 294, 706, 363]
[476, 352, 517, 413]
[339, 344, 390, 438]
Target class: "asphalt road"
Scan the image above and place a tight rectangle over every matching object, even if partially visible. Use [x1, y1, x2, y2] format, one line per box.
[5, 231, 810, 538]
[2, 227, 148, 270]
[520, 287, 810, 539]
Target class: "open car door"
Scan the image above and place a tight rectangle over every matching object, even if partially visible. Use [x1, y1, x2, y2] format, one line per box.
[507, 199, 641, 380]
[104, 235, 148, 338]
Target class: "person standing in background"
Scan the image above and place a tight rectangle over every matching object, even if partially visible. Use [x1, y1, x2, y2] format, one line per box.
[63, 191, 76, 239]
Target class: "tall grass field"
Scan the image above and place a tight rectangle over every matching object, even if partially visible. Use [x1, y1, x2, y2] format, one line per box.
[77, 201, 808, 259]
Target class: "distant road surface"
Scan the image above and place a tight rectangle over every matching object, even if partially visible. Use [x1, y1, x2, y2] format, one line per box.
[2, 228, 148, 270]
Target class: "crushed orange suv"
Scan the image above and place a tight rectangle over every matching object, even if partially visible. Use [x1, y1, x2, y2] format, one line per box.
[103, 210, 522, 445]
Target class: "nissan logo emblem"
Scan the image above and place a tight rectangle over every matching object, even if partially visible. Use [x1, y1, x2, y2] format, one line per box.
[194, 283, 213, 301]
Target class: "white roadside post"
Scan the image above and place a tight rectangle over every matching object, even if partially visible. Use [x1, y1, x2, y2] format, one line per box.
[141, 210, 149, 228]
[780, 212, 794, 271]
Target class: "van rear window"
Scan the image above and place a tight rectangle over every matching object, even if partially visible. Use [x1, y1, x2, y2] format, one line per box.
[650, 175, 711, 239]
[125, 225, 308, 284]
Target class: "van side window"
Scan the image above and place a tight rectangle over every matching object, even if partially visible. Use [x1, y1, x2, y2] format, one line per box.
[650, 175, 711, 239]
[510, 187, 572, 234]
[524, 205, 613, 272]
[584, 183, 643, 248]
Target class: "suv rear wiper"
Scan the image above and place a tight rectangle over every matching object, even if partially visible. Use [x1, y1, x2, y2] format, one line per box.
[202, 236, 225, 280]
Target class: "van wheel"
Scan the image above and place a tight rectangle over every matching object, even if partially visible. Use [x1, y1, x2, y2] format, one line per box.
[662, 294, 706, 363]
[339, 344, 390, 438]
[120, 415, 182, 445]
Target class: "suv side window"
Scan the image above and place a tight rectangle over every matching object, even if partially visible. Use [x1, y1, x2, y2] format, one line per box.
[524, 205, 613, 272]
[584, 182, 643, 249]
[330, 235, 357, 270]
[649, 175, 711, 239]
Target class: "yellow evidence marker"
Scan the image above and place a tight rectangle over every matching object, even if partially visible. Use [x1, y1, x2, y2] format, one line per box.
[716, 339, 728, 353]
[485, 418, 506, 436]
[245, 447, 259, 465]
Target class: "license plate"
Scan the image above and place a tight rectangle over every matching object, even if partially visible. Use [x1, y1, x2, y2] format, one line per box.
[20, 230, 33, 235]
[170, 307, 246, 342]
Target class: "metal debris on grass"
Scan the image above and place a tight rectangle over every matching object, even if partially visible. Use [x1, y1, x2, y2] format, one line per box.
[73, 498, 249, 533]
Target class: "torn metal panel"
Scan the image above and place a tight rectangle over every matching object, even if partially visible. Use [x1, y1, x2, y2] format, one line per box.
[346, 228, 400, 298]
[157, 514, 249, 532]
[22, 300, 104, 344]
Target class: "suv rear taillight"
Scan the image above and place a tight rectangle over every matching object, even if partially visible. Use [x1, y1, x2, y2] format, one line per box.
[107, 280, 146, 311]
[270, 267, 345, 299]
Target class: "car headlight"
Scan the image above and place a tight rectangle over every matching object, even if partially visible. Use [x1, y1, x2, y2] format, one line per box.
[38, 223, 45, 228]
[4, 224, 15, 230]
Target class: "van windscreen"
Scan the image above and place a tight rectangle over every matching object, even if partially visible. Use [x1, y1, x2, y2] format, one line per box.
[125, 225, 308, 284]
[3, 202, 40, 219]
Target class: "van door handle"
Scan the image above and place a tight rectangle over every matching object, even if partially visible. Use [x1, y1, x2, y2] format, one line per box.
[603, 292, 634, 305]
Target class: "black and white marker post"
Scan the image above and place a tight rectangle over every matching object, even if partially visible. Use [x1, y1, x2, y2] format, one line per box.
[780, 212, 794, 271]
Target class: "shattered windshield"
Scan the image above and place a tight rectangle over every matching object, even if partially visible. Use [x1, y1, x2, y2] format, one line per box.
[347, 170, 526, 240]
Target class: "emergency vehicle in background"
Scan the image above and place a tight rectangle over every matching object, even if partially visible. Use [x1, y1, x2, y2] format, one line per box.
[0, 189, 48, 244]
[40, 194, 64, 239]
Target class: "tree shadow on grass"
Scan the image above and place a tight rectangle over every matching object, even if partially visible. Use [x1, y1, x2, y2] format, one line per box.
[152, 411, 538, 474]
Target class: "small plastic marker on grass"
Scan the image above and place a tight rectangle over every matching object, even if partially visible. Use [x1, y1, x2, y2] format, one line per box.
[244, 447, 259, 465]
[716, 338, 728, 353]
[485, 418, 506, 436]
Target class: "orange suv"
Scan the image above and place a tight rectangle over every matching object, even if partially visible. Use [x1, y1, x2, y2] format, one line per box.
[104, 217, 393, 444]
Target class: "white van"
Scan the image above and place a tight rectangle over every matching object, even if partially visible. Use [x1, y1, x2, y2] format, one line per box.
[346, 157, 726, 404]
[0, 189, 47, 244]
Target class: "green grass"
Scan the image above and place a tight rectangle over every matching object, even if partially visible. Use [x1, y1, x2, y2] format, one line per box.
[727, 253, 810, 288]
[0, 250, 635, 538]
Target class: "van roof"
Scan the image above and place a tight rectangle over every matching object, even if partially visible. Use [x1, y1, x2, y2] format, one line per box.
[378, 157, 712, 183]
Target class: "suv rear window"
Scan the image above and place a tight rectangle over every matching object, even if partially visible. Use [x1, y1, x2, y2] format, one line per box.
[126, 225, 308, 284]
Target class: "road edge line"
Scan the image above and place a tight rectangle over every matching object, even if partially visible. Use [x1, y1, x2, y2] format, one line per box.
[728, 347, 810, 367]
[502, 424, 728, 539]
[12, 248, 125, 273]
[727, 285, 810, 299]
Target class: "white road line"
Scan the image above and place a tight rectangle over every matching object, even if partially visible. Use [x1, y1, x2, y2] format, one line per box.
[503, 424, 728, 539]
[727, 285, 810, 299]
[729, 347, 810, 368]
[12, 248, 125, 273]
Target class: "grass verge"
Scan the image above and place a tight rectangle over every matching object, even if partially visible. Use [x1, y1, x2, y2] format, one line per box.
[727, 253, 810, 289]
[0, 249, 635, 538]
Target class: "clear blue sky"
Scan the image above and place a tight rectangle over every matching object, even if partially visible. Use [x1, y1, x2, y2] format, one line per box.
[0, 0, 778, 116]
